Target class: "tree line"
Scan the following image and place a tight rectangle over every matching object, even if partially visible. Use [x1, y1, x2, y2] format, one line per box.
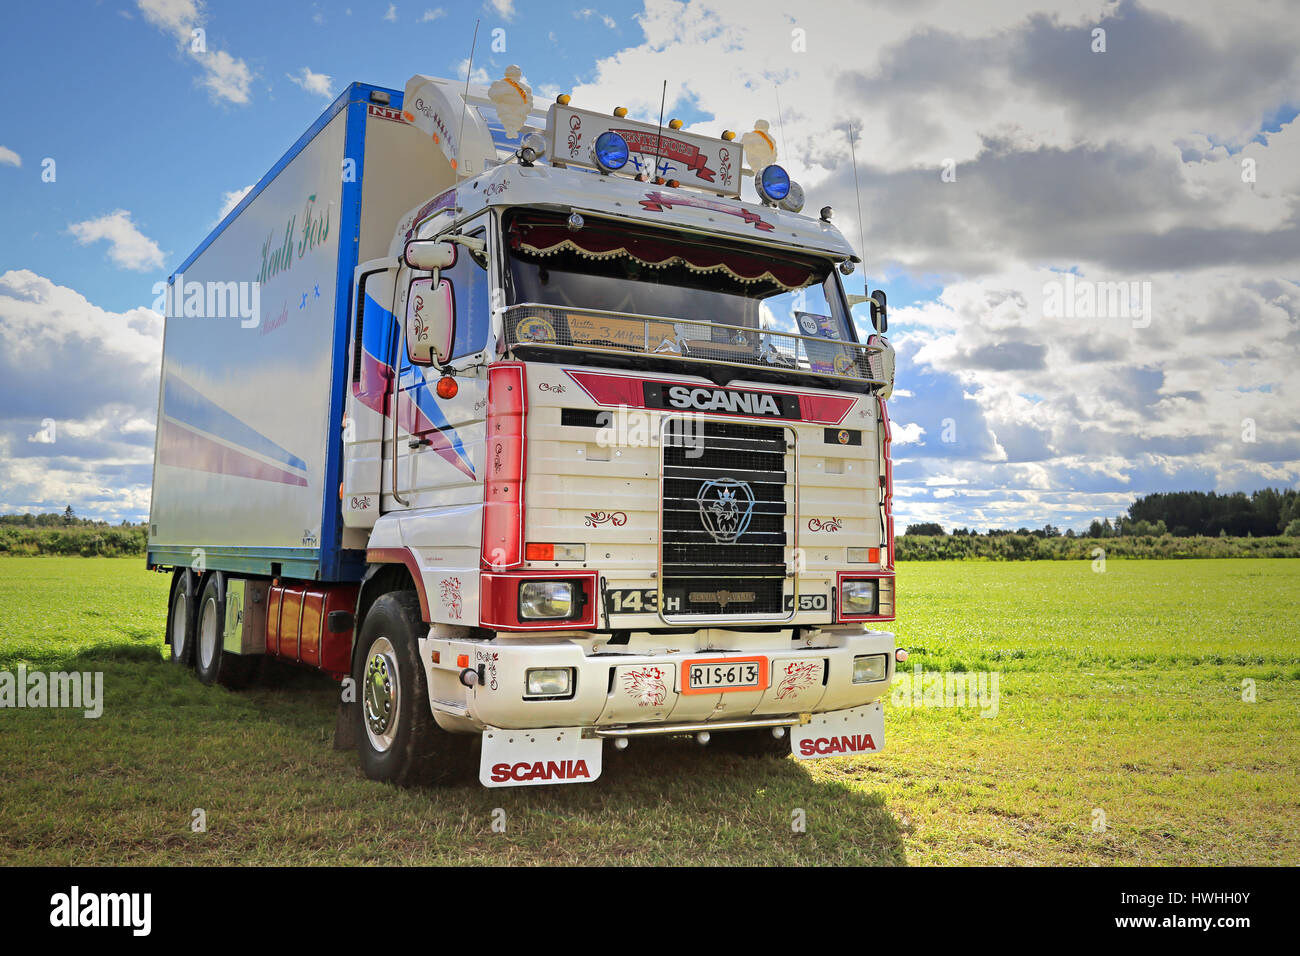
[905, 488, 1300, 539]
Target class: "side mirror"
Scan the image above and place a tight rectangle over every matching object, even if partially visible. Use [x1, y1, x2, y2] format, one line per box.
[869, 289, 888, 334]
[404, 239, 457, 272]
[406, 277, 454, 366]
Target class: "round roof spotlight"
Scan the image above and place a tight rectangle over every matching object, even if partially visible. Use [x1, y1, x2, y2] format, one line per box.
[592, 131, 629, 173]
[516, 132, 547, 166]
[567, 212, 585, 231]
[839, 260, 856, 275]
[820, 206, 833, 221]
[779, 180, 805, 213]
[754, 164, 791, 204]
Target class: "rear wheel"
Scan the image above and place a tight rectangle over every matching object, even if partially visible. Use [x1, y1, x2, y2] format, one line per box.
[194, 574, 255, 689]
[167, 572, 196, 667]
[353, 591, 472, 786]
[712, 726, 792, 758]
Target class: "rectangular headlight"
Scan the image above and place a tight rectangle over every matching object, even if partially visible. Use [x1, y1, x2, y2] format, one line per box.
[519, 580, 575, 619]
[852, 654, 888, 683]
[526, 667, 573, 697]
[841, 580, 877, 615]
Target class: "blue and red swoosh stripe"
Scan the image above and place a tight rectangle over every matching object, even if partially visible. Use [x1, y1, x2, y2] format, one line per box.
[353, 291, 475, 480]
[158, 375, 308, 487]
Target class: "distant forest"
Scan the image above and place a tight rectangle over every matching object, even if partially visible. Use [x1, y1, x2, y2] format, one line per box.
[2, 490, 1299, 560]
[906, 488, 1300, 539]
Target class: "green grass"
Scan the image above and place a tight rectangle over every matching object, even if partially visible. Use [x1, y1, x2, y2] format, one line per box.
[1, 556, 1297, 865]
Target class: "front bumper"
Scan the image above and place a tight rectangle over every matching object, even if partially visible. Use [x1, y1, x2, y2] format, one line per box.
[424, 627, 895, 731]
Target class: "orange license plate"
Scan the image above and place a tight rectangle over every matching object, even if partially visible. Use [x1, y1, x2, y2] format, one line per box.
[681, 656, 769, 695]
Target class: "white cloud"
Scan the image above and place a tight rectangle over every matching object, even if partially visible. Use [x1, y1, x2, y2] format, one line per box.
[453, 58, 491, 85]
[136, 0, 200, 37]
[384, 3, 397, 21]
[199, 49, 254, 104]
[217, 184, 253, 222]
[136, 0, 255, 105]
[421, 7, 445, 21]
[287, 66, 334, 99]
[0, 145, 20, 167]
[557, 0, 1300, 530]
[67, 210, 166, 272]
[0, 271, 163, 522]
[892, 422, 926, 445]
[575, 7, 617, 29]
[487, 0, 515, 21]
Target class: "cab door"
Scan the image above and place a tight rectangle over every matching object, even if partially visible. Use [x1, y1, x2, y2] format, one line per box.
[388, 223, 492, 515]
[341, 257, 399, 530]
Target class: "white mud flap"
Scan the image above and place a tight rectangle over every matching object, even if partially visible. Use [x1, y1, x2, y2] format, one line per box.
[790, 702, 885, 760]
[479, 727, 604, 788]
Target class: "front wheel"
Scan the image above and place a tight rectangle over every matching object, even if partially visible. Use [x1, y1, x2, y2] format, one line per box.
[353, 591, 472, 787]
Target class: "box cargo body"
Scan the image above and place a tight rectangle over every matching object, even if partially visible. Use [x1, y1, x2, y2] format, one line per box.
[147, 83, 443, 581]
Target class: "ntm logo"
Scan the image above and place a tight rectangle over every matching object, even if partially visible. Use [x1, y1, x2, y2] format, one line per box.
[49, 886, 151, 936]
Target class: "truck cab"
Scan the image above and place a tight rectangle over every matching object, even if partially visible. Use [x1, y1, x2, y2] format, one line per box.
[340, 74, 898, 786]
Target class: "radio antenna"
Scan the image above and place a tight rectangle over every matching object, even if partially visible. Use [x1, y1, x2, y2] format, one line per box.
[775, 87, 789, 159]
[454, 18, 481, 175]
[652, 80, 667, 180]
[847, 121, 866, 266]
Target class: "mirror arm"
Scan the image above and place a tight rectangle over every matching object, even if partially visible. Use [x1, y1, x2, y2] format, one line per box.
[445, 234, 487, 256]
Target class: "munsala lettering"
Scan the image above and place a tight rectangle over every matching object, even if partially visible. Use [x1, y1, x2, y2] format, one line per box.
[490, 759, 591, 783]
[49, 886, 151, 936]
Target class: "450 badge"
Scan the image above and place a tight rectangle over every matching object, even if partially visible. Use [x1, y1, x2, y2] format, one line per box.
[606, 589, 828, 615]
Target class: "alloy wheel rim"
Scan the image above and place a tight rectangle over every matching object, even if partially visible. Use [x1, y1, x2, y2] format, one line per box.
[199, 595, 219, 670]
[363, 636, 400, 753]
[172, 592, 188, 657]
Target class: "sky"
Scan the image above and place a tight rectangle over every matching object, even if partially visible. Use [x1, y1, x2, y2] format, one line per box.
[0, 0, 1297, 531]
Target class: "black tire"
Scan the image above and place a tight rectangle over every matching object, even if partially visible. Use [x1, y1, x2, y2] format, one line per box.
[712, 726, 792, 758]
[167, 571, 196, 667]
[193, 574, 255, 689]
[352, 591, 473, 787]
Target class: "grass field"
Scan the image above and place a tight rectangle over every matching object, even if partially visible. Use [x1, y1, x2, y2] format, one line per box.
[1, 556, 1297, 866]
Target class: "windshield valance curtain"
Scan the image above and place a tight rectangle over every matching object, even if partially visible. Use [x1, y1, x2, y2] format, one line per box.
[509, 216, 817, 292]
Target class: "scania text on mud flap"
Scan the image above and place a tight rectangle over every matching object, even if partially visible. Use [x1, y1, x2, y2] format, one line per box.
[147, 69, 899, 788]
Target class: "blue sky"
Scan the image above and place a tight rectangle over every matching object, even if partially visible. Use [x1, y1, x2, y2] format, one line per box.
[0, 0, 648, 313]
[1, 0, 1297, 530]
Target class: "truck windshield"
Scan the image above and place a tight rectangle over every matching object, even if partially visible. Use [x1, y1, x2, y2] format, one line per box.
[503, 211, 863, 374]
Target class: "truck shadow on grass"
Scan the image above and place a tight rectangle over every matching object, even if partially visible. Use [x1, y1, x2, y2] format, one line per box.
[228, 660, 906, 865]
[2, 647, 907, 866]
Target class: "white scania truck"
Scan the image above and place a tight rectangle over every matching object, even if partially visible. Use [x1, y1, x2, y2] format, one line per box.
[148, 71, 900, 787]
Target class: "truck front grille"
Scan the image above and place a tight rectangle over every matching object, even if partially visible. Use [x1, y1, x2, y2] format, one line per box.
[661, 419, 789, 616]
